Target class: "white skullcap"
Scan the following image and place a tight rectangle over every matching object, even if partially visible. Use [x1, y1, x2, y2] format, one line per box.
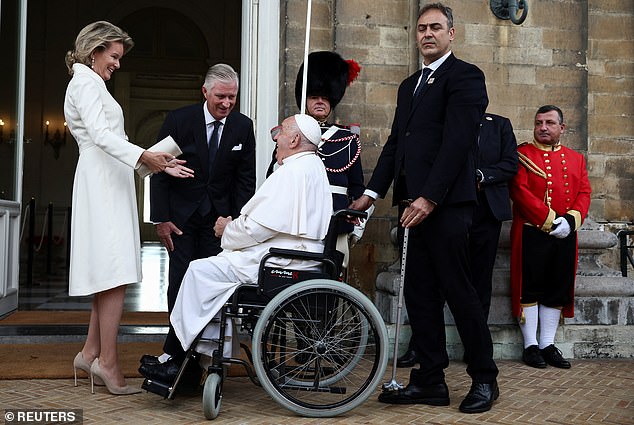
[294, 114, 322, 146]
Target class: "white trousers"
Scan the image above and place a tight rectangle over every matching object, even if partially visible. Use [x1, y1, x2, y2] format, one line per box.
[171, 256, 243, 358]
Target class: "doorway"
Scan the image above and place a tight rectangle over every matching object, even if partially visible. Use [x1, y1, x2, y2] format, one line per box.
[4, 0, 281, 314]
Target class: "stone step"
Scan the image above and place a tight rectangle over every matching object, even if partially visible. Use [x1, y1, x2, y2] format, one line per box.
[0, 324, 167, 344]
[377, 268, 634, 359]
[386, 323, 634, 361]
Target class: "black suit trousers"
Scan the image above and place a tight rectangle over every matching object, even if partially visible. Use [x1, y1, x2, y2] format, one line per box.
[468, 192, 503, 321]
[405, 203, 498, 385]
[163, 211, 222, 357]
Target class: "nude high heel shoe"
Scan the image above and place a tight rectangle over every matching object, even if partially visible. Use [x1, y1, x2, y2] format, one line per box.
[73, 352, 104, 386]
[90, 358, 141, 395]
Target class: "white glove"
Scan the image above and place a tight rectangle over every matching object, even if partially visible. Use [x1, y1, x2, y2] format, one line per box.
[350, 204, 375, 245]
[550, 216, 571, 239]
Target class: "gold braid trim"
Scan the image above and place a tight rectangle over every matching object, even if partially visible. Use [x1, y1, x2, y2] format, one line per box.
[542, 209, 556, 232]
[568, 209, 582, 230]
[518, 152, 555, 231]
[518, 152, 547, 179]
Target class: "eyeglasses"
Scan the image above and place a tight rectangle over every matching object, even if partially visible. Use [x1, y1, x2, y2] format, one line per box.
[270, 125, 282, 142]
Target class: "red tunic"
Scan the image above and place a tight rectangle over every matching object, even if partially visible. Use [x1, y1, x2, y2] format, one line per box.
[509, 141, 591, 318]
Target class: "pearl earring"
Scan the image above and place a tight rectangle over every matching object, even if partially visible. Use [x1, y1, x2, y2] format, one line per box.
[91, 56, 95, 69]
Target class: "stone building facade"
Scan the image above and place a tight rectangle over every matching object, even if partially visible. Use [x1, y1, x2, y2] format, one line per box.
[1, 1, 631, 336]
[277, 0, 633, 296]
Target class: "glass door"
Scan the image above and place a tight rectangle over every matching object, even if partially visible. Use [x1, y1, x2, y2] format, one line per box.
[0, 0, 27, 317]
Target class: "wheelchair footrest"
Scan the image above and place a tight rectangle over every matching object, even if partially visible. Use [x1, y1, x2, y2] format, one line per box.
[142, 378, 174, 399]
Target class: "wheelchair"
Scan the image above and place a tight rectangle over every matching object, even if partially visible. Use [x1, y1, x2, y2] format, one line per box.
[142, 209, 389, 419]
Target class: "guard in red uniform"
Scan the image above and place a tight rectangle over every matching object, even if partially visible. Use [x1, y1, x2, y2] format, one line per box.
[509, 105, 591, 369]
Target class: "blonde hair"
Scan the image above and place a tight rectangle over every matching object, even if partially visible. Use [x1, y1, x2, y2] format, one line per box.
[65, 21, 134, 75]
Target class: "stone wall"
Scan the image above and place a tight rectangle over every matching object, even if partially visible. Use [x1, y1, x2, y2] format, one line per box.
[375, 221, 634, 359]
[586, 1, 634, 269]
[280, 0, 634, 295]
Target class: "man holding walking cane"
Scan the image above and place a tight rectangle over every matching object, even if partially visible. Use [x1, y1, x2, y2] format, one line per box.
[350, 2, 499, 413]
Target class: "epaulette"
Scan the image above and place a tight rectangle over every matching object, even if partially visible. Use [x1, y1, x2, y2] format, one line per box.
[322, 124, 360, 143]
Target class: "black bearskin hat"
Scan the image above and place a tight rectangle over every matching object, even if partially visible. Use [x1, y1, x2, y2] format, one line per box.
[295, 51, 360, 110]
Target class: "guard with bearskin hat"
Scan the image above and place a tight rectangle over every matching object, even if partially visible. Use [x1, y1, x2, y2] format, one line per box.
[268, 51, 368, 266]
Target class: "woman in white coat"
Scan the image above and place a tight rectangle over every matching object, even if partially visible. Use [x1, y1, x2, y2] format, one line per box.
[64, 21, 191, 395]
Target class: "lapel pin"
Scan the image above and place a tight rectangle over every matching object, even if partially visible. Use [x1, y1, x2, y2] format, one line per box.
[427, 78, 434, 84]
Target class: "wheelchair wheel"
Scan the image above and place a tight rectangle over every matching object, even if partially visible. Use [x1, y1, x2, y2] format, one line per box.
[252, 279, 388, 417]
[202, 373, 222, 420]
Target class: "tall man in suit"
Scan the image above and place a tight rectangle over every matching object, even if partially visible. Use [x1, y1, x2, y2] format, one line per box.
[351, 3, 499, 413]
[398, 112, 517, 367]
[142, 64, 256, 370]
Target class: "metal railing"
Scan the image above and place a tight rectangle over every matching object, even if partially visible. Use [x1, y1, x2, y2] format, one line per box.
[20, 198, 71, 286]
[617, 230, 634, 277]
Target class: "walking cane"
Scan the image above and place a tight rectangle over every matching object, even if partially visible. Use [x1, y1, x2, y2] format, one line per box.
[382, 223, 410, 392]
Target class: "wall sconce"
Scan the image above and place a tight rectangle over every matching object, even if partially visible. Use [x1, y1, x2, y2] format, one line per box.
[44, 120, 67, 159]
[0, 118, 18, 144]
[490, 0, 529, 25]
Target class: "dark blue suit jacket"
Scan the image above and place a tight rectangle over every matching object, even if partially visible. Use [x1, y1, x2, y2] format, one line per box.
[150, 104, 256, 228]
[367, 53, 488, 206]
[477, 113, 518, 221]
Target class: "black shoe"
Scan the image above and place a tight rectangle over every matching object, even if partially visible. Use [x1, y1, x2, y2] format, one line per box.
[396, 349, 421, 368]
[540, 345, 571, 369]
[378, 382, 450, 406]
[522, 345, 547, 368]
[139, 358, 181, 383]
[139, 358, 202, 387]
[139, 354, 161, 366]
[459, 381, 499, 413]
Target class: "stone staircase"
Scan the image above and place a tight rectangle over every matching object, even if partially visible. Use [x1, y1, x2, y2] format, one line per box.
[375, 220, 634, 360]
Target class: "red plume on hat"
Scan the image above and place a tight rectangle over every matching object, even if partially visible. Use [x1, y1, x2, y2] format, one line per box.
[346, 59, 361, 85]
[295, 51, 361, 109]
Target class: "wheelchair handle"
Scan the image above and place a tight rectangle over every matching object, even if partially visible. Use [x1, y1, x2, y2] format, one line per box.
[333, 208, 368, 220]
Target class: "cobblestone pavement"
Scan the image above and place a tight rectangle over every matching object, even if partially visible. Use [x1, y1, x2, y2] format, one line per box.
[1, 360, 633, 424]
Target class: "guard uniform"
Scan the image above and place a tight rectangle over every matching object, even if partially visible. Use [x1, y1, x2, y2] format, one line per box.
[317, 122, 364, 233]
[509, 140, 591, 318]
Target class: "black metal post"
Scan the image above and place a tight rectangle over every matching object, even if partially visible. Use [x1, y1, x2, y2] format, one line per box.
[47, 202, 53, 275]
[618, 230, 634, 278]
[620, 231, 626, 277]
[27, 198, 35, 287]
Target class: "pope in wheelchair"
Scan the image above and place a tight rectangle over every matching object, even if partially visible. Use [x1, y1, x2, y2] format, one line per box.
[140, 113, 331, 378]
[139, 113, 388, 419]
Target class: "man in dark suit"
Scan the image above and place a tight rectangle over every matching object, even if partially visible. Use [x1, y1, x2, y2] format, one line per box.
[142, 63, 256, 370]
[398, 112, 518, 367]
[472, 113, 518, 320]
[351, 3, 499, 413]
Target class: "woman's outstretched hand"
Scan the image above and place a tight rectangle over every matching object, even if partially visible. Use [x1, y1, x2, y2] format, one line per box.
[140, 151, 175, 173]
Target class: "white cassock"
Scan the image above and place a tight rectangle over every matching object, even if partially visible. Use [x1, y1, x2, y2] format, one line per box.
[171, 151, 333, 356]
